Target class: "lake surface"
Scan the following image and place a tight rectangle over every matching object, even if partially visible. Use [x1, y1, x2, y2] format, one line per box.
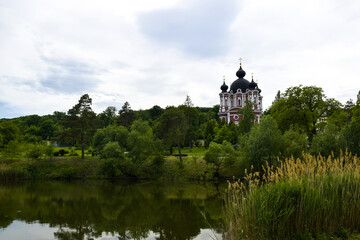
[0, 180, 225, 240]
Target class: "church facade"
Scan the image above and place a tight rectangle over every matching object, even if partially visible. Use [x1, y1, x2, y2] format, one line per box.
[218, 63, 263, 124]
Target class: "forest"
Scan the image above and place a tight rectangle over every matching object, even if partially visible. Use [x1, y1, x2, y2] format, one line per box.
[0, 85, 359, 181]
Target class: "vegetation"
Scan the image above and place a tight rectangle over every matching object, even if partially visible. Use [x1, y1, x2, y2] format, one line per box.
[224, 152, 360, 240]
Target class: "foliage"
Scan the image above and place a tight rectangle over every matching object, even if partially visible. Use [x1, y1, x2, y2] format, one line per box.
[1, 141, 22, 159]
[238, 100, 255, 135]
[0, 121, 20, 148]
[116, 101, 135, 128]
[158, 107, 188, 161]
[224, 152, 360, 240]
[62, 94, 98, 158]
[26, 143, 45, 159]
[311, 122, 345, 157]
[204, 119, 219, 147]
[93, 125, 129, 152]
[282, 128, 308, 159]
[270, 85, 342, 142]
[205, 141, 236, 178]
[247, 116, 283, 172]
[97, 106, 117, 127]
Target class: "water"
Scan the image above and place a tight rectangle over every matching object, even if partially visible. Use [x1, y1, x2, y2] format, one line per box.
[0, 180, 225, 240]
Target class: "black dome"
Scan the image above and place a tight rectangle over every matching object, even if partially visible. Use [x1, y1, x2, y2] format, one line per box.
[230, 78, 250, 93]
[221, 82, 228, 92]
[236, 65, 246, 78]
[230, 64, 250, 93]
[249, 79, 257, 90]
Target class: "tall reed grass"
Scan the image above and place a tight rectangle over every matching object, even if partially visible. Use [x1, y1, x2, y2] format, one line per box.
[224, 151, 360, 240]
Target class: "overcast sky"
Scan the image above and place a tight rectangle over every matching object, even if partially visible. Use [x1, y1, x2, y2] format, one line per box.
[1, 0, 360, 118]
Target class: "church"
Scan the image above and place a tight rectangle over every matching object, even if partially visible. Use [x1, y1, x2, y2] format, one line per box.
[218, 63, 263, 124]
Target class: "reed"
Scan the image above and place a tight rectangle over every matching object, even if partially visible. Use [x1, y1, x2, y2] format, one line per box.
[224, 151, 360, 240]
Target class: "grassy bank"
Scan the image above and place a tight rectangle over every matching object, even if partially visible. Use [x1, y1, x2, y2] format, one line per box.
[0, 157, 100, 180]
[224, 152, 360, 240]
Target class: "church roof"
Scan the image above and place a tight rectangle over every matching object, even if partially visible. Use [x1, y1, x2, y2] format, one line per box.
[229, 65, 250, 93]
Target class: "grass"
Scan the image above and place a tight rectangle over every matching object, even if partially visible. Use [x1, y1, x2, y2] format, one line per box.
[0, 157, 100, 180]
[224, 151, 360, 240]
[179, 147, 208, 157]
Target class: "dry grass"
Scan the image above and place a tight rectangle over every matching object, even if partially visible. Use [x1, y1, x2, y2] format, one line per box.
[224, 151, 360, 240]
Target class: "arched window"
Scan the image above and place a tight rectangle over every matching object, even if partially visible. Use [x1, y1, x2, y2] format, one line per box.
[238, 98, 241, 106]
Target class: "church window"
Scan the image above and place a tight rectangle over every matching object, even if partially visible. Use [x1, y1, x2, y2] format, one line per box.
[238, 98, 241, 106]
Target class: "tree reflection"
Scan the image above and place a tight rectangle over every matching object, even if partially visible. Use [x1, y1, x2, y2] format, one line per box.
[0, 181, 224, 240]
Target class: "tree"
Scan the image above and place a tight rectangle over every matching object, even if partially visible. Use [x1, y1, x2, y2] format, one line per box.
[0, 121, 20, 148]
[247, 116, 283, 172]
[98, 106, 117, 127]
[179, 98, 199, 152]
[183, 95, 194, 107]
[117, 102, 135, 128]
[158, 107, 188, 162]
[93, 125, 129, 152]
[204, 119, 219, 148]
[282, 128, 308, 158]
[149, 105, 164, 120]
[238, 100, 255, 135]
[205, 140, 236, 179]
[213, 125, 232, 144]
[311, 122, 345, 157]
[62, 94, 97, 159]
[270, 85, 341, 142]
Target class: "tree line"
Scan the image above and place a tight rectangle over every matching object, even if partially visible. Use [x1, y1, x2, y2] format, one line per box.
[0, 86, 359, 179]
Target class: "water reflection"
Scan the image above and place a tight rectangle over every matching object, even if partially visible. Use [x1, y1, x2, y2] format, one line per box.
[0, 181, 224, 240]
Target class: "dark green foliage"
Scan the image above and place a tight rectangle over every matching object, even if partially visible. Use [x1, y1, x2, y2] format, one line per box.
[238, 100, 255, 135]
[97, 106, 117, 127]
[270, 86, 342, 142]
[283, 129, 308, 158]
[311, 123, 345, 157]
[148, 105, 164, 120]
[204, 119, 219, 147]
[116, 101, 136, 128]
[158, 107, 188, 161]
[62, 94, 98, 159]
[0, 121, 20, 148]
[205, 140, 236, 178]
[247, 116, 283, 172]
[26, 143, 45, 159]
[93, 125, 129, 151]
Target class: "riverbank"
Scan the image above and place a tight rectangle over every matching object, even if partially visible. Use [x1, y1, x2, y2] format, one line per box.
[0, 155, 243, 181]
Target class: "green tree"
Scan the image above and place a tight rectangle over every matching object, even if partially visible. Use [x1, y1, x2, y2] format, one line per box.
[98, 106, 117, 127]
[311, 122, 345, 157]
[62, 94, 97, 159]
[0, 121, 20, 148]
[270, 85, 341, 142]
[204, 119, 219, 148]
[205, 140, 236, 178]
[282, 128, 308, 158]
[148, 105, 164, 121]
[116, 101, 135, 128]
[247, 116, 283, 172]
[93, 125, 129, 152]
[2, 140, 22, 160]
[213, 125, 232, 144]
[238, 100, 255, 135]
[179, 96, 199, 152]
[158, 107, 188, 161]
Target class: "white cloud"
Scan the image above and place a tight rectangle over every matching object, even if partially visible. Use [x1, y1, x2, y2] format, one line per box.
[0, 0, 359, 118]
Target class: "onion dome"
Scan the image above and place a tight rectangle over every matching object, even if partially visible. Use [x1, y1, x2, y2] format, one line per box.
[249, 73, 257, 90]
[236, 65, 246, 78]
[256, 86, 262, 93]
[220, 76, 228, 92]
[230, 64, 250, 93]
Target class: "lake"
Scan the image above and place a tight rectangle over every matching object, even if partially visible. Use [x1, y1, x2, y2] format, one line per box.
[0, 180, 225, 240]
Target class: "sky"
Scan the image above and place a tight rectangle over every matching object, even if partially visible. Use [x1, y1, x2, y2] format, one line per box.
[1, 0, 360, 118]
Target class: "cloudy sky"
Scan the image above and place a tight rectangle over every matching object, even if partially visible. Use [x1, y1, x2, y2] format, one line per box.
[1, 0, 360, 118]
